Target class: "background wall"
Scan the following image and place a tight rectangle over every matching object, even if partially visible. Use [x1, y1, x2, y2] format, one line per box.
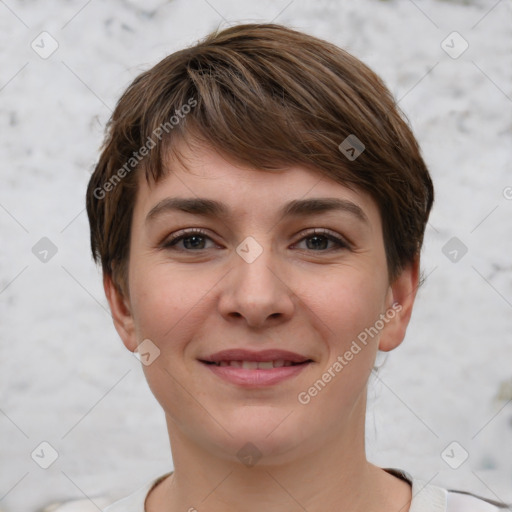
[1, 0, 511, 510]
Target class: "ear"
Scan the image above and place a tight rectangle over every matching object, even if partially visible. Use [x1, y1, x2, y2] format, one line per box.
[103, 273, 138, 352]
[378, 257, 420, 352]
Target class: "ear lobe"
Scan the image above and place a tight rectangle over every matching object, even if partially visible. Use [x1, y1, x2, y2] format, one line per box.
[378, 257, 420, 352]
[103, 273, 138, 352]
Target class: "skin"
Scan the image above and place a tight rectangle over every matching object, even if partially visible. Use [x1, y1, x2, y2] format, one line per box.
[105, 141, 419, 512]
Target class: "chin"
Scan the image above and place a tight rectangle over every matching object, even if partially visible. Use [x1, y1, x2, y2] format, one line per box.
[203, 411, 317, 467]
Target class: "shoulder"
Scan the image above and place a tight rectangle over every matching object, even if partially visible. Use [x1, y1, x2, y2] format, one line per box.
[446, 490, 509, 512]
[384, 468, 509, 512]
[104, 473, 172, 512]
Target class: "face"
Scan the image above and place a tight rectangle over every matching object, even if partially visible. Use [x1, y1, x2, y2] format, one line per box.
[106, 142, 418, 465]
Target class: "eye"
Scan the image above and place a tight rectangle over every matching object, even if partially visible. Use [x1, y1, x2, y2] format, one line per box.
[161, 228, 350, 253]
[293, 228, 350, 252]
[161, 229, 217, 251]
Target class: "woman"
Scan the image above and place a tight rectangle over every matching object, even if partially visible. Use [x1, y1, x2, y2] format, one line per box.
[85, 23, 508, 512]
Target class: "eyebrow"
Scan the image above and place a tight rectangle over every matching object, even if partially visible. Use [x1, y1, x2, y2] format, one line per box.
[145, 197, 369, 225]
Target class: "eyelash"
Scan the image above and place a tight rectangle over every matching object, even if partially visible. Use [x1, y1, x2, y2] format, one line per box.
[161, 228, 351, 253]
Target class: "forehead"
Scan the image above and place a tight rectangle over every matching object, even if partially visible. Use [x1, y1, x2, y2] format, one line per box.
[133, 142, 382, 229]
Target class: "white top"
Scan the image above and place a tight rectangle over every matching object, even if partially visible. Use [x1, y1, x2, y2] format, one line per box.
[104, 468, 507, 512]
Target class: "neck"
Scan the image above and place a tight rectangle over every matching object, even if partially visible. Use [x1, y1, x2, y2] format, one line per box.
[146, 395, 411, 512]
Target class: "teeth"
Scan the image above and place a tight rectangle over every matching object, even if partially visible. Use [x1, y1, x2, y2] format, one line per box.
[213, 360, 301, 369]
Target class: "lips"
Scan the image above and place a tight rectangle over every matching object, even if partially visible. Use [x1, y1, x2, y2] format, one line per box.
[211, 360, 298, 369]
[199, 349, 313, 366]
[199, 349, 313, 387]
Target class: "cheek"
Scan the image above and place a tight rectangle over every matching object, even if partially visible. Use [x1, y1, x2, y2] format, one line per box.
[295, 279, 384, 416]
[129, 264, 212, 420]
[334, 284, 386, 345]
[129, 260, 210, 341]
[296, 265, 388, 347]
[298, 268, 387, 392]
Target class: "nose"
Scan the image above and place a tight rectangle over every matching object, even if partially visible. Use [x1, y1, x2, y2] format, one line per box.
[217, 240, 295, 329]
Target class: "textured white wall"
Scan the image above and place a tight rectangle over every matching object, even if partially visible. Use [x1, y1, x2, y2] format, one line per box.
[1, 0, 511, 510]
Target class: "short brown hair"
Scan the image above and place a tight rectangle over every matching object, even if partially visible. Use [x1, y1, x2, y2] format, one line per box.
[86, 23, 434, 297]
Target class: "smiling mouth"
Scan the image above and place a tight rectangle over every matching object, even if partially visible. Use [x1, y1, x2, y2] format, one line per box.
[200, 360, 312, 369]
